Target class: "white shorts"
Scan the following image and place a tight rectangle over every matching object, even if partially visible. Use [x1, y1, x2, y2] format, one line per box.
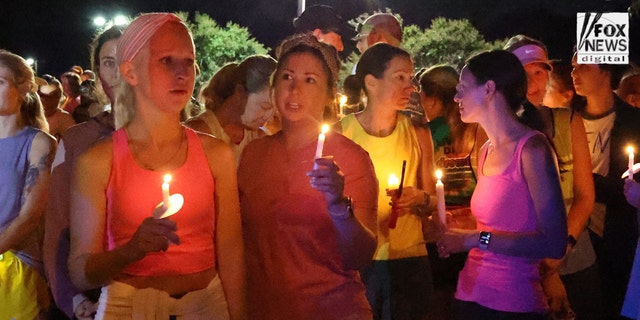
[95, 275, 229, 320]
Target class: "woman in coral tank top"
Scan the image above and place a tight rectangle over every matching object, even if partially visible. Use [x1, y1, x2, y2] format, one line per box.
[68, 13, 245, 319]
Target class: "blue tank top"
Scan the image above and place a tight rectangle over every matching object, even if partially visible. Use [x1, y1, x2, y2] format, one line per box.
[0, 127, 39, 229]
[0, 126, 43, 270]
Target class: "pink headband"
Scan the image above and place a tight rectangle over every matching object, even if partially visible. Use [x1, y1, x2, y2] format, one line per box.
[116, 13, 182, 65]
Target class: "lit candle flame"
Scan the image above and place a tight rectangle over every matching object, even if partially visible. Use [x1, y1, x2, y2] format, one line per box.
[162, 174, 172, 209]
[388, 173, 400, 188]
[339, 94, 347, 106]
[321, 124, 329, 134]
[628, 146, 635, 155]
[436, 170, 443, 180]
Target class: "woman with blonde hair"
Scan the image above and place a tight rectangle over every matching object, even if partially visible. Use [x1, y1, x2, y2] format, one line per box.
[68, 13, 245, 319]
[186, 55, 277, 162]
[0, 49, 57, 319]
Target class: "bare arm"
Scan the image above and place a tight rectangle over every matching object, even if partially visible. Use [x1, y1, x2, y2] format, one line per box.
[68, 140, 178, 291]
[201, 135, 246, 320]
[310, 157, 377, 270]
[415, 125, 437, 197]
[542, 112, 595, 273]
[440, 135, 568, 259]
[391, 125, 438, 214]
[566, 112, 594, 240]
[0, 132, 56, 253]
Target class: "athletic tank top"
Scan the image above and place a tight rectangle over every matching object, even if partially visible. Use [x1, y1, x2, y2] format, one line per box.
[340, 113, 427, 260]
[456, 130, 547, 313]
[106, 127, 215, 276]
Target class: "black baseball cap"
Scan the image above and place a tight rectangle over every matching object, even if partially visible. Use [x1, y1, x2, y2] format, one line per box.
[293, 5, 349, 35]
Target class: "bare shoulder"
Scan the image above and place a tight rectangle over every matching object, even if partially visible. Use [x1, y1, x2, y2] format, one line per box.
[413, 123, 433, 145]
[521, 132, 555, 167]
[32, 130, 57, 152]
[196, 132, 235, 170]
[30, 131, 57, 164]
[76, 137, 113, 175]
[184, 117, 212, 135]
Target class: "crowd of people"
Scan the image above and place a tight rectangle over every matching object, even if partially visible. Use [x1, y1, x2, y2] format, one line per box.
[1, 4, 640, 320]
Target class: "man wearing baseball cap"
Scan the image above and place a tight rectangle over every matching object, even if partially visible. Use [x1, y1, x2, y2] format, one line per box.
[506, 34, 604, 320]
[293, 5, 348, 52]
[353, 13, 402, 54]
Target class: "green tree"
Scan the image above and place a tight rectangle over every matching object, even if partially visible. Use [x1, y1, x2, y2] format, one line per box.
[176, 12, 269, 92]
[403, 18, 507, 70]
[341, 14, 506, 84]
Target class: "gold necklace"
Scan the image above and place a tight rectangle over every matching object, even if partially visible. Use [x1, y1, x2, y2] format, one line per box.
[132, 130, 186, 171]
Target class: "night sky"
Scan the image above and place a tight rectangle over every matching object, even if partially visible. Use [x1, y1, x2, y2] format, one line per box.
[0, 0, 636, 76]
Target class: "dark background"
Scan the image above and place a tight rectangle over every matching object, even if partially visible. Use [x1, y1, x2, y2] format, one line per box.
[0, 0, 636, 76]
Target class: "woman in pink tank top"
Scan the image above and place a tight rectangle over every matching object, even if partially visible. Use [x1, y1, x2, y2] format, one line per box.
[68, 13, 245, 319]
[437, 50, 567, 319]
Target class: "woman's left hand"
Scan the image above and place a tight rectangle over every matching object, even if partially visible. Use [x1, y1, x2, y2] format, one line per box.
[385, 186, 425, 209]
[308, 156, 345, 206]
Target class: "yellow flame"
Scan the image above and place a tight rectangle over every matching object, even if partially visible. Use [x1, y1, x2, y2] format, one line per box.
[435, 170, 443, 180]
[388, 173, 399, 188]
[339, 94, 347, 106]
[321, 124, 330, 134]
[627, 146, 635, 155]
[163, 174, 172, 184]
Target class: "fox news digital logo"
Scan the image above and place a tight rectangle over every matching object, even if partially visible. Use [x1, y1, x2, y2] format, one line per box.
[576, 12, 629, 64]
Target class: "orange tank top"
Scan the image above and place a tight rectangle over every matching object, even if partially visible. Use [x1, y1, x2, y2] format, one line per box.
[106, 127, 215, 276]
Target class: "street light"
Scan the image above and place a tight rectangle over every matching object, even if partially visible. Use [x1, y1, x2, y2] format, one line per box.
[25, 57, 37, 75]
[93, 14, 129, 30]
[113, 15, 128, 26]
[93, 16, 107, 28]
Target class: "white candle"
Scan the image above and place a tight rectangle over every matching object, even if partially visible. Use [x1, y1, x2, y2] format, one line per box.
[315, 124, 330, 159]
[339, 94, 347, 116]
[436, 170, 446, 226]
[162, 174, 172, 208]
[628, 146, 635, 180]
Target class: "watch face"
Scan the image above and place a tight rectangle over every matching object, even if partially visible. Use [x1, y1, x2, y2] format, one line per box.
[479, 231, 491, 249]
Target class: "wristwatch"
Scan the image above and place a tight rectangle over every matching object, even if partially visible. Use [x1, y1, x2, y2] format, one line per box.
[329, 196, 353, 221]
[478, 231, 491, 250]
